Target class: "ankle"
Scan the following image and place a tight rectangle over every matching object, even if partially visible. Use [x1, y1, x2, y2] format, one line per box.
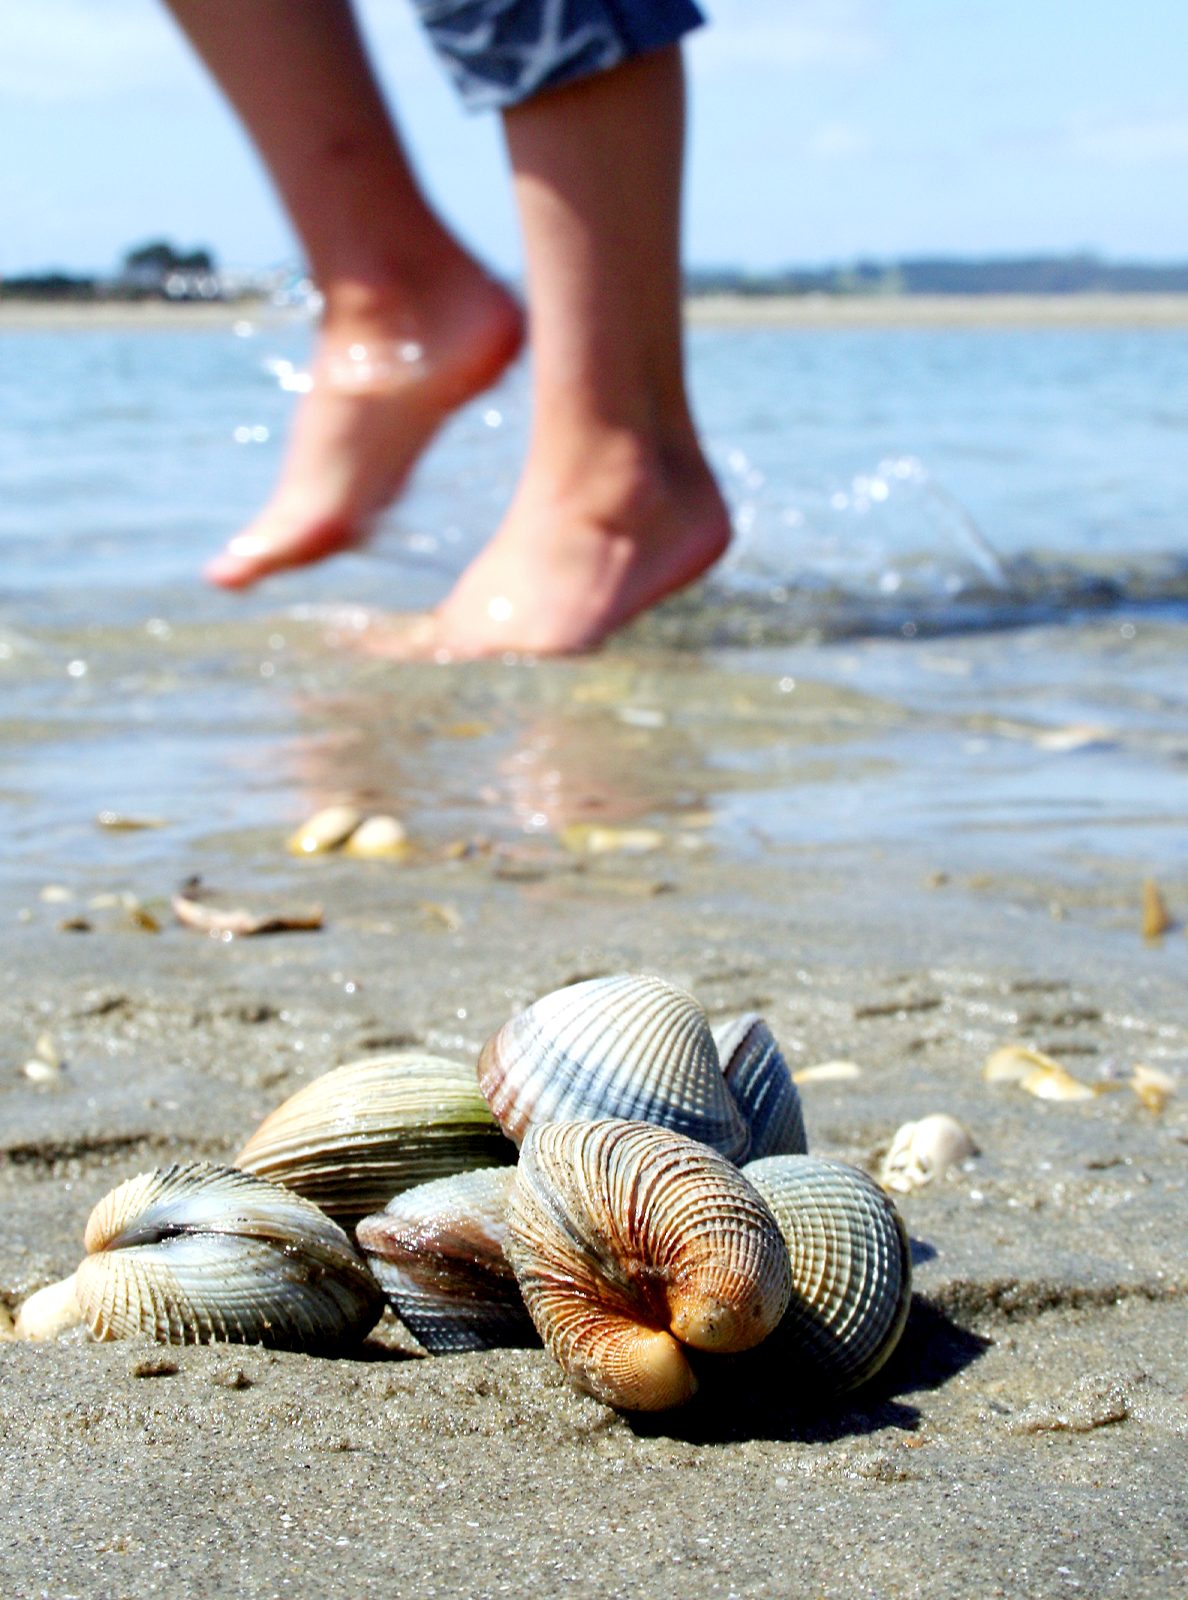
[526, 422, 717, 518]
[318, 251, 505, 336]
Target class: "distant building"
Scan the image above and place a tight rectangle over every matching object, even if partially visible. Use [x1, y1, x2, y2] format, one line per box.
[117, 240, 221, 299]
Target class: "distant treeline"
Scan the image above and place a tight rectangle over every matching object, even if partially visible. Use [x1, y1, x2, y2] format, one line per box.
[685, 254, 1188, 296]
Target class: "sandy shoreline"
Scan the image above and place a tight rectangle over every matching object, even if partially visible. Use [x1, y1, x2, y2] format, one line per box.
[5, 292, 1188, 331]
[3, 635, 1187, 1597]
[4, 865, 1187, 1597]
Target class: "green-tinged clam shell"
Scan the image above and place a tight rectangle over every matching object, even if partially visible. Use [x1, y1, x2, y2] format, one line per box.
[505, 1119, 791, 1411]
[235, 1053, 517, 1229]
[478, 974, 749, 1159]
[743, 1154, 912, 1392]
[75, 1162, 383, 1351]
[357, 1167, 534, 1353]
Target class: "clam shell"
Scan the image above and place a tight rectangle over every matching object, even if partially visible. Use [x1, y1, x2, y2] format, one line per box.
[287, 804, 363, 856]
[342, 814, 410, 860]
[357, 1167, 534, 1353]
[478, 975, 748, 1160]
[236, 1053, 517, 1229]
[75, 1162, 383, 1350]
[713, 1014, 807, 1158]
[506, 1119, 792, 1411]
[743, 1154, 912, 1393]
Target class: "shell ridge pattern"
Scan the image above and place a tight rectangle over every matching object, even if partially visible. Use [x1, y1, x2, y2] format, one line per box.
[77, 1162, 383, 1350]
[744, 1153, 912, 1391]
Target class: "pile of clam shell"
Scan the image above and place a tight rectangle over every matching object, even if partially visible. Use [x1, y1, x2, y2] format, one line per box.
[18, 975, 912, 1413]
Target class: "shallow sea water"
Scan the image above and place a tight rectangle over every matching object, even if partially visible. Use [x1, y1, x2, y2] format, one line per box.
[1, 315, 1186, 907]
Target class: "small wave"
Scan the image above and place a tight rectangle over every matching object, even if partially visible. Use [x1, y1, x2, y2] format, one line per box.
[633, 551, 1188, 648]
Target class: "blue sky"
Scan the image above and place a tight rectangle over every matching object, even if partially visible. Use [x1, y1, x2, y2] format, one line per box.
[3, 0, 1186, 276]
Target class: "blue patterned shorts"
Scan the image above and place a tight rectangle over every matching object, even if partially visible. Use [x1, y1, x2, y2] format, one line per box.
[411, 0, 705, 109]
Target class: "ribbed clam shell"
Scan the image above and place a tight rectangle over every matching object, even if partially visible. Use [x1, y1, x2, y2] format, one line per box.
[356, 1167, 534, 1353]
[743, 1154, 912, 1392]
[75, 1162, 383, 1350]
[505, 1119, 792, 1411]
[478, 975, 748, 1160]
[713, 1014, 807, 1159]
[236, 1053, 517, 1229]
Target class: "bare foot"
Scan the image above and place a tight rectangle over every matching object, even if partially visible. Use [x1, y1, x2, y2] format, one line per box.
[206, 268, 524, 588]
[363, 438, 731, 660]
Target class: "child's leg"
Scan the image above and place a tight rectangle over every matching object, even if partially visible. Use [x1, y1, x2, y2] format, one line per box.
[402, 44, 730, 657]
[162, 0, 523, 587]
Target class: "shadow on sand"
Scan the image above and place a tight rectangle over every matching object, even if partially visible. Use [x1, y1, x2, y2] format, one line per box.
[627, 1292, 991, 1446]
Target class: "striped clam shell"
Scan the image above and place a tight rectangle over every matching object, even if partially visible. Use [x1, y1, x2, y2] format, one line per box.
[742, 1154, 912, 1392]
[236, 1053, 517, 1229]
[478, 975, 749, 1160]
[75, 1162, 383, 1351]
[357, 1167, 534, 1353]
[505, 1119, 792, 1411]
[713, 1014, 807, 1159]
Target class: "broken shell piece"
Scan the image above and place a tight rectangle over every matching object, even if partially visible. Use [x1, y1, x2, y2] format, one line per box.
[13, 1274, 82, 1340]
[793, 1061, 862, 1085]
[984, 1045, 1095, 1101]
[558, 824, 665, 856]
[287, 804, 363, 857]
[357, 1167, 534, 1353]
[1131, 1063, 1176, 1114]
[1023, 1065, 1096, 1101]
[984, 1044, 1062, 1084]
[96, 811, 167, 831]
[23, 1058, 61, 1085]
[1141, 878, 1172, 941]
[1032, 723, 1115, 753]
[172, 877, 323, 937]
[506, 1119, 791, 1411]
[343, 814, 410, 860]
[24, 1032, 63, 1083]
[75, 1163, 383, 1350]
[34, 1032, 61, 1067]
[880, 1114, 977, 1193]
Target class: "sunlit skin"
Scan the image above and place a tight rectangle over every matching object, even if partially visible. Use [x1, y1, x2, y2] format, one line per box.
[166, 2, 728, 655]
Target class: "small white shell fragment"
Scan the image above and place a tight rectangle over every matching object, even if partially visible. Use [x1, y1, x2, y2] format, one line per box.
[35, 1032, 60, 1066]
[1022, 1065, 1096, 1102]
[14, 1274, 82, 1340]
[792, 1061, 862, 1084]
[343, 814, 410, 860]
[24, 1032, 62, 1081]
[1131, 1063, 1176, 1113]
[984, 1045, 1095, 1101]
[287, 804, 363, 856]
[23, 1058, 61, 1085]
[39, 885, 74, 904]
[984, 1045, 1061, 1084]
[1032, 723, 1115, 753]
[558, 824, 665, 855]
[880, 1113, 977, 1193]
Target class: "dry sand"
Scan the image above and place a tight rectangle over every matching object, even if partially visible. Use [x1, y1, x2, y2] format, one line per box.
[5, 293, 1188, 332]
[3, 822, 1186, 1598]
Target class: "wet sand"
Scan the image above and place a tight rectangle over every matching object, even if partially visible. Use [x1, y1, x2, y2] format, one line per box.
[5, 292, 1188, 332]
[3, 629, 1187, 1599]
